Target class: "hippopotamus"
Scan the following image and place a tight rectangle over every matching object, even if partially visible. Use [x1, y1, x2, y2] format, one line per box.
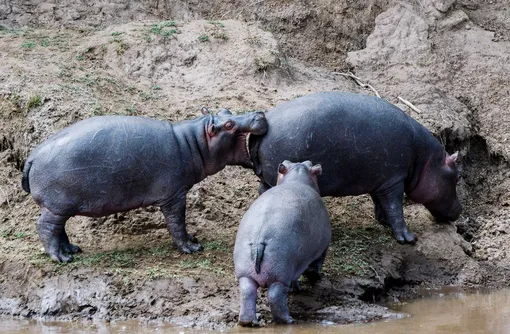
[249, 92, 462, 244]
[22, 108, 268, 262]
[234, 160, 331, 326]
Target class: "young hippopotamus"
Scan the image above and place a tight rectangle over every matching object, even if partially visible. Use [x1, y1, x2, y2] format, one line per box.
[22, 108, 268, 262]
[234, 160, 331, 326]
[249, 91, 462, 244]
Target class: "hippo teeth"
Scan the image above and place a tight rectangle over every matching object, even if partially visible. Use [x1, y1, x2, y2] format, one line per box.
[245, 133, 251, 160]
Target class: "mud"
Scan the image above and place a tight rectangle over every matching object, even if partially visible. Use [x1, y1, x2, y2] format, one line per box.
[1, 0, 510, 330]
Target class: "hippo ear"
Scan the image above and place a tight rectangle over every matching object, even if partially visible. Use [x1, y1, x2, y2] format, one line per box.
[446, 151, 459, 167]
[201, 107, 211, 115]
[278, 163, 287, 175]
[310, 164, 322, 176]
[218, 108, 233, 116]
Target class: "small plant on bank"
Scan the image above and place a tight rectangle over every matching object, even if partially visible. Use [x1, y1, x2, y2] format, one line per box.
[21, 41, 36, 49]
[26, 95, 42, 111]
[198, 35, 209, 42]
[149, 21, 180, 39]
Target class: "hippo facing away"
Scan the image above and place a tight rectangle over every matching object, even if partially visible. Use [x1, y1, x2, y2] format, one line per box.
[249, 92, 462, 244]
[22, 108, 268, 262]
[234, 160, 331, 326]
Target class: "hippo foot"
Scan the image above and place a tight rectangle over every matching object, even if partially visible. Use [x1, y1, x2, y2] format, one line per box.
[273, 315, 295, 325]
[303, 269, 322, 283]
[176, 238, 203, 254]
[290, 280, 302, 292]
[394, 229, 417, 245]
[62, 242, 82, 254]
[239, 319, 260, 327]
[48, 249, 74, 263]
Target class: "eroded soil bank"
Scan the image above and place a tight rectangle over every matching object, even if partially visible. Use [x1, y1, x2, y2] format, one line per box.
[1, 0, 510, 329]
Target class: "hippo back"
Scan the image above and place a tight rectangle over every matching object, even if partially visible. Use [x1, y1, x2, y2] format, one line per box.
[250, 92, 419, 197]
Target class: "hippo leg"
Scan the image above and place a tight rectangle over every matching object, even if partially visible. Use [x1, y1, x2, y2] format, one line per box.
[372, 183, 416, 244]
[238, 277, 260, 327]
[268, 282, 295, 324]
[161, 193, 203, 254]
[37, 208, 76, 263]
[370, 194, 388, 226]
[60, 230, 82, 255]
[303, 248, 328, 283]
[258, 181, 271, 195]
[290, 280, 302, 292]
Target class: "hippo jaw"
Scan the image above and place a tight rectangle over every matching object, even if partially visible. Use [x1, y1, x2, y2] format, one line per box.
[202, 110, 268, 174]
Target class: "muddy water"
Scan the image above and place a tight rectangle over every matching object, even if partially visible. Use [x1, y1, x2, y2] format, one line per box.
[2, 288, 510, 333]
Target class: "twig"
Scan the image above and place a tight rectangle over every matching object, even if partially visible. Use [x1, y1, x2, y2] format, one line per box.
[0, 187, 9, 207]
[335, 72, 381, 97]
[397, 96, 422, 114]
[370, 265, 383, 284]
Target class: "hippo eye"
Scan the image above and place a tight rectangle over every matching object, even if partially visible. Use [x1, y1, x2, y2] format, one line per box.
[224, 121, 234, 130]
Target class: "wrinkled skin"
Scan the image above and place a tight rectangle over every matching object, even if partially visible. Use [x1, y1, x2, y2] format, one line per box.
[22, 108, 268, 262]
[234, 161, 331, 326]
[249, 92, 462, 244]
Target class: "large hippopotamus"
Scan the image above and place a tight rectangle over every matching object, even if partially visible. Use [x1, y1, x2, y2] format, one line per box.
[249, 92, 462, 244]
[22, 108, 268, 262]
[234, 160, 331, 326]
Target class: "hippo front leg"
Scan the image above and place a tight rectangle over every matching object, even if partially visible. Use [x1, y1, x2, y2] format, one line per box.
[372, 183, 416, 244]
[161, 193, 203, 254]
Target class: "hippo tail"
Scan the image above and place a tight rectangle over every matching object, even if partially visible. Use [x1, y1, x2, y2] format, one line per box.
[252, 242, 266, 274]
[21, 158, 32, 193]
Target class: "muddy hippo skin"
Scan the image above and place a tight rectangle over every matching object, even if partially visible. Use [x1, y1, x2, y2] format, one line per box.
[22, 108, 268, 262]
[249, 92, 462, 244]
[234, 160, 331, 326]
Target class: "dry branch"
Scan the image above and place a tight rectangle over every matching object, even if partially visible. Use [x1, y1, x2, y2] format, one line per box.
[397, 96, 422, 114]
[335, 72, 381, 97]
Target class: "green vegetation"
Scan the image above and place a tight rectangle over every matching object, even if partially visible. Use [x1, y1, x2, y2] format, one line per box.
[208, 20, 225, 28]
[203, 240, 229, 252]
[179, 257, 226, 275]
[111, 31, 123, 36]
[26, 94, 42, 111]
[21, 41, 36, 49]
[325, 223, 394, 277]
[149, 21, 180, 39]
[198, 35, 209, 42]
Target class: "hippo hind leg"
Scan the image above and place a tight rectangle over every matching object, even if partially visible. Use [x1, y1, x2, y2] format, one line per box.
[238, 277, 260, 327]
[268, 282, 295, 324]
[258, 181, 271, 195]
[303, 248, 328, 283]
[37, 208, 80, 263]
[371, 183, 416, 244]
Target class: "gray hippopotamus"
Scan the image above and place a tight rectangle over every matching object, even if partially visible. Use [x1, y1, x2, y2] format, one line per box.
[249, 92, 462, 244]
[234, 160, 331, 326]
[22, 108, 268, 262]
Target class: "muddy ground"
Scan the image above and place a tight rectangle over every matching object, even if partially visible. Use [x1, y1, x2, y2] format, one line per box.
[0, 0, 510, 330]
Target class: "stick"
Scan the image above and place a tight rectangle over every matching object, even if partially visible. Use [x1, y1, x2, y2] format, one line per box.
[335, 72, 381, 97]
[397, 96, 422, 114]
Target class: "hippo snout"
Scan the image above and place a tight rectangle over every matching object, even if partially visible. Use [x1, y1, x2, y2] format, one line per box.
[430, 200, 462, 222]
[249, 112, 268, 135]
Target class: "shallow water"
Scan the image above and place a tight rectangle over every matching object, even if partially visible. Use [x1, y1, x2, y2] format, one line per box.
[2, 287, 510, 333]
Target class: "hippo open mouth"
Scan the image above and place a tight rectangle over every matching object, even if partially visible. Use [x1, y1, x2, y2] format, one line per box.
[235, 133, 253, 168]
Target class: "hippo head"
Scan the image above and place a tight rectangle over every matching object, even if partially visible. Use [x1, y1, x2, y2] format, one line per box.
[276, 160, 322, 192]
[201, 107, 268, 174]
[409, 151, 462, 222]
